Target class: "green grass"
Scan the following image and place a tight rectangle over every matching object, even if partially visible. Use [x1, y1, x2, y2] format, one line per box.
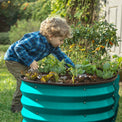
[0, 45, 10, 52]
[0, 67, 122, 122]
[0, 68, 22, 122]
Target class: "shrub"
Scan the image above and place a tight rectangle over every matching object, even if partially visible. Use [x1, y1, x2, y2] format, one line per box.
[19, 0, 51, 21]
[51, 0, 99, 25]
[9, 19, 40, 44]
[0, 32, 10, 45]
[64, 21, 121, 62]
[0, 0, 39, 28]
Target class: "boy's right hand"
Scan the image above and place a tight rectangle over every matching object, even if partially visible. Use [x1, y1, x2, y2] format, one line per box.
[30, 60, 39, 70]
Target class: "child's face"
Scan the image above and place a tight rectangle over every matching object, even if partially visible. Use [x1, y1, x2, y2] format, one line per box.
[48, 36, 65, 47]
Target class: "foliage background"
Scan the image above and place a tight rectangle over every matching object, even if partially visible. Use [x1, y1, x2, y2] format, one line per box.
[51, 0, 100, 25]
[9, 19, 40, 44]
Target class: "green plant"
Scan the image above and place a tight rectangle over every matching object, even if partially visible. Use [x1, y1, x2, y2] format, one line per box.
[9, 19, 40, 44]
[0, 0, 39, 28]
[0, 32, 10, 45]
[51, 0, 99, 25]
[113, 55, 122, 70]
[61, 41, 121, 80]
[0, 0, 19, 26]
[19, 0, 51, 21]
[96, 61, 118, 79]
[66, 21, 119, 49]
[82, 63, 97, 75]
[68, 64, 85, 83]
[64, 21, 121, 66]
[39, 55, 67, 75]
[61, 44, 86, 64]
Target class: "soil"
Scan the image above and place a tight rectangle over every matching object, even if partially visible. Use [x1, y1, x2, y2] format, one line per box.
[21, 73, 117, 86]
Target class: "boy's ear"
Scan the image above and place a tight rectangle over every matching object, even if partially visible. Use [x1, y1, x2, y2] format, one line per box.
[48, 35, 53, 38]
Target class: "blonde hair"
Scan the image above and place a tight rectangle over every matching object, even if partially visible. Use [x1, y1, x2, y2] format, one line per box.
[40, 16, 72, 38]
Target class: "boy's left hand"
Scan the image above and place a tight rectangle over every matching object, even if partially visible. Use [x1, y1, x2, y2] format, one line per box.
[30, 60, 39, 70]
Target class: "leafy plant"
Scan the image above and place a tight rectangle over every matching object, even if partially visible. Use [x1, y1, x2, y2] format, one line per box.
[40, 72, 59, 83]
[82, 64, 97, 75]
[39, 55, 67, 75]
[113, 55, 122, 70]
[25, 71, 38, 80]
[95, 60, 119, 79]
[65, 21, 120, 54]
[68, 64, 85, 83]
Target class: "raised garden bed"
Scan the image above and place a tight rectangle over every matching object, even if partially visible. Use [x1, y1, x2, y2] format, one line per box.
[20, 74, 120, 122]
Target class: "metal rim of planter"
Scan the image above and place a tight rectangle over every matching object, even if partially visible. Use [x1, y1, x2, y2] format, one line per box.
[21, 74, 118, 86]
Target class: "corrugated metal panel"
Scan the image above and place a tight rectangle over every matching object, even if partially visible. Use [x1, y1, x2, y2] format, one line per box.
[20, 75, 120, 122]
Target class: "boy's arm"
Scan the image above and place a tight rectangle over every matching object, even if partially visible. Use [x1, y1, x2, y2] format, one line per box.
[52, 47, 75, 67]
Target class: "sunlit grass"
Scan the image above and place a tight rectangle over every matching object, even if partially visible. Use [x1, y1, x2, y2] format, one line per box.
[117, 86, 122, 122]
[0, 68, 22, 122]
[0, 68, 15, 91]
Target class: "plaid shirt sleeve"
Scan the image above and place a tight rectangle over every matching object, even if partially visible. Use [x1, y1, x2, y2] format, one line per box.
[14, 35, 36, 66]
[52, 47, 75, 67]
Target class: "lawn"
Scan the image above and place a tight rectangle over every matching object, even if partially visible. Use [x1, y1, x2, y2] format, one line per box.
[0, 67, 122, 122]
[0, 68, 22, 122]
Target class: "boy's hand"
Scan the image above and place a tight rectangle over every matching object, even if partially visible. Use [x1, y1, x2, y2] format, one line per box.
[30, 60, 39, 70]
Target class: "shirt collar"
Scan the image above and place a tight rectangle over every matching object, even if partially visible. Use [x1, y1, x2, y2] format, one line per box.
[38, 32, 54, 49]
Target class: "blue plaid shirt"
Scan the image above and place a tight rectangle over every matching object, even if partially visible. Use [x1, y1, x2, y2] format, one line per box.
[4, 31, 75, 67]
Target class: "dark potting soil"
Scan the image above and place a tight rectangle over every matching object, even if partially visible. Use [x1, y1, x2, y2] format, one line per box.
[21, 73, 117, 86]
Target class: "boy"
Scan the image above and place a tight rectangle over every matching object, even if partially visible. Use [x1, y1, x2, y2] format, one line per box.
[4, 16, 75, 113]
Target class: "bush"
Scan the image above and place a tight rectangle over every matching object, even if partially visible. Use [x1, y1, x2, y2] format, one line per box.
[19, 0, 51, 22]
[51, 0, 99, 25]
[0, 32, 10, 45]
[65, 21, 120, 57]
[9, 19, 40, 44]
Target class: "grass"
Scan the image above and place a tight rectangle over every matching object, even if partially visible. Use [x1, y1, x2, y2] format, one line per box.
[0, 68, 22, 122]
[0, 66, 122, 122]
[0, 45, 10, 52]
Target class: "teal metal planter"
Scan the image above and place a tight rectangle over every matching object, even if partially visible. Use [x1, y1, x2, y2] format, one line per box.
[20, 75, 120, 122]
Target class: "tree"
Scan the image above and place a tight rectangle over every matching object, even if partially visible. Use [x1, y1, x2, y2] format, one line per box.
[51, 0, 100, 25]
[0, 0, 38, 31]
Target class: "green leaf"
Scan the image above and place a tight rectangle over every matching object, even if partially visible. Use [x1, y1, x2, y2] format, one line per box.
[103, 71, 113, 79]
[96, 69, 103, 78]
[92, 65, 97, 72]
[75, 64, 82, 69]
[103, 62, 110, 71]
[77, 69, 85, 74]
